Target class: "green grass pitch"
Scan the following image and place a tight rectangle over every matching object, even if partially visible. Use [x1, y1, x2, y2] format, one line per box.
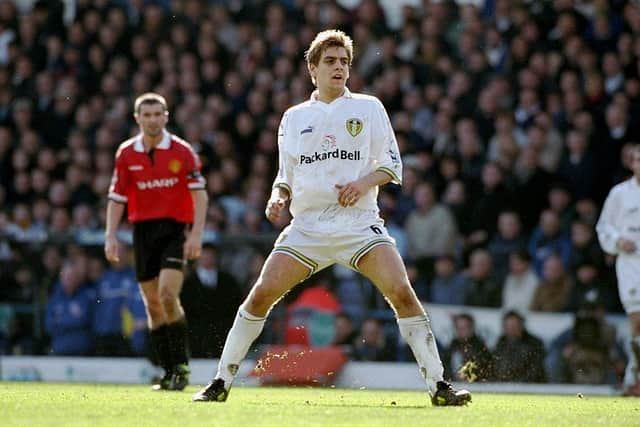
[1, 382, 638, 426]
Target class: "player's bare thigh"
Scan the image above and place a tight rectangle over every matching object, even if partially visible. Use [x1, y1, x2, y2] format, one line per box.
[357, 244, 424, 318]
[244, 252, 311, 317]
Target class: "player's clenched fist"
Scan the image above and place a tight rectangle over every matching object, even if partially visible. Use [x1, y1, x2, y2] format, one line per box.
[335, 181, 367, 207]
[104, 234, 120, 263]
[265, 197, 286, 223]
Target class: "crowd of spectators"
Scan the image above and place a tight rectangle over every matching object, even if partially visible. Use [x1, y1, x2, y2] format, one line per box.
[0, 0, 639, 384]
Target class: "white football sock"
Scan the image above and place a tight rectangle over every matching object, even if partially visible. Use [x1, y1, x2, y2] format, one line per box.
[215, 307, 266, 387]
[624, 335, 640, 387]
[397, 314, 444, 394]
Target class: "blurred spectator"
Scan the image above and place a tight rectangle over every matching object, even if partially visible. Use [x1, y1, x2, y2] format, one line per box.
[547, 185, 574, 232]
[561, 314, 610, 384]
[502, 249, 540, 313]
[181, 243, 242, 358]
[332, 312, 357, 357]
[405, 181, 458, 283]
[594, 102, 639, 202]
[546, 302, 626, 384]
[93, 248, 138, 357]
[569, 220, 604, 272]
[528, 210, 572, 278]
[487, 210, 527, 282]
[530, 254, 574, 312]
[441, 178, 470, 236]
[556, 129, 596, 201]
[463, 248, 501, 308]
[429, 254, 467, 306]
[492, 310, 546, 383]
[284, 271, 342, 348]
[466, 162, 515, 250]
[513, 146, 552, 232]
[44, 259, 96, 356]
[444, 313, 493, 381]
[353, 317, 396, 362]
[378, 189, 409, 259]
[566, 261, 621, 314]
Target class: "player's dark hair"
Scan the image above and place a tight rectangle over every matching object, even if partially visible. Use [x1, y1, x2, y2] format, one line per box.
[454, 313, 474, 326]
[134, 92, 168, 115]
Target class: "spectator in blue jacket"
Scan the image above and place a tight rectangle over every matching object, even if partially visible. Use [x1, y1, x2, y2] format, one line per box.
[528, 209, 572, 278]
[429, 254, 467, 305]
[126, 283, 149, 357]
[45, 259, 97, 355]
[93, 249, 138, 356]
[488, 210, 527, 282]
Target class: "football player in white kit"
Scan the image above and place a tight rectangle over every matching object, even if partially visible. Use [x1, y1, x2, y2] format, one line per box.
[193, 30, 471, 406]
[596, 145, 640, 396]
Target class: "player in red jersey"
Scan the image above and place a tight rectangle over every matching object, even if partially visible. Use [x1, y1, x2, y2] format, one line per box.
[104, 93, 208, 391]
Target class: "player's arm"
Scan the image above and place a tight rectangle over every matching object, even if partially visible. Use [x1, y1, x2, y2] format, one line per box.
[267, 111, 293, 223]
[371, 98, 402, 185]
[335, 170, 391, 207]
[266, 186, 290, 223]
[184, 189, 208, 260]
[184, 144, 208, 259]
[105, 200, 125, 263]
[105, 150, 128, 263]
[596, 188, 635, 254]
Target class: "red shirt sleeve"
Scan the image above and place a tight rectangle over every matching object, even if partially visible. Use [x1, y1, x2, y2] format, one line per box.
[108, 147, 129, 203]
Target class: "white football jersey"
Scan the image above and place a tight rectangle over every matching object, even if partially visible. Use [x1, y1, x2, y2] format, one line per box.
[596, 177, 640, 255]
[273, 87, 402, 233]
[596, 177, 640, 314]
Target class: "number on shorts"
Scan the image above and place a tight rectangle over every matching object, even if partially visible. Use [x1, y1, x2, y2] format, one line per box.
[370, 225, 382, 235]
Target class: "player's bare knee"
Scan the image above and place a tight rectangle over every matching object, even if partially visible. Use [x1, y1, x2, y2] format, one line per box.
[146, 299, 164, 324]
[246, 282, 277, 314]
[158, 284, 177, 303]
[159, 292, 178, 312]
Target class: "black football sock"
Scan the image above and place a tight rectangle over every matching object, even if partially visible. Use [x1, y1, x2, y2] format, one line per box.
[166, 318, 189, 368]
[150, 325, 172, 374]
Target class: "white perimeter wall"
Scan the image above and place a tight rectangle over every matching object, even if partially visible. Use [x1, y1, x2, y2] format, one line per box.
[0, 356, 619, 396]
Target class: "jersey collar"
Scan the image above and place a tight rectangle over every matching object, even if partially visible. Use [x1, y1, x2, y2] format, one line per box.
[133, 130, 171, 152]
[309, 87, 353, 103]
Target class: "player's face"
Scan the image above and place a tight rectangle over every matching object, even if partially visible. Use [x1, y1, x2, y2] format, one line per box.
[310, 46, 350, 95]
[633, 149, 640, 179]
[135, 103, 168, 137]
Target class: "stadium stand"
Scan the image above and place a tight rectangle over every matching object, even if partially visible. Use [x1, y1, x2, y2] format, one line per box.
[0, 0, 639, 387]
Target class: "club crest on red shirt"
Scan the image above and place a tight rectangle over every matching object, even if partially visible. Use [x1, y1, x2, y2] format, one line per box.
[169, 159, 182, 173]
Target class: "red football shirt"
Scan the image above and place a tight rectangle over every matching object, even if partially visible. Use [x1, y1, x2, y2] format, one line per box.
[108, 131, 205, 223]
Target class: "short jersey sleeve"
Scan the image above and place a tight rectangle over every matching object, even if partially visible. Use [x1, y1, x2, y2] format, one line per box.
[272, 110, 294, 196]
[185, 144, 206, 190]
[370, 99, 402, 185]
[108, 147, 129, 203]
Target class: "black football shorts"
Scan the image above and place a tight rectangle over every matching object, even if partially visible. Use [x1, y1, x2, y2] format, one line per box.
[133, 219, 187, 281]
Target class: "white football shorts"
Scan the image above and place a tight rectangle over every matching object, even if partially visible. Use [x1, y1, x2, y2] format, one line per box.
[616, 256, 640, 314]
[272, 218, 396, 276]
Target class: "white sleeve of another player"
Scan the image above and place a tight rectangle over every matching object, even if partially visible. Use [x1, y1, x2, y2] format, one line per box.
[596, 187, 621, 255]
[371, 99, 402, 185]
[272, 111, 294, 196]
